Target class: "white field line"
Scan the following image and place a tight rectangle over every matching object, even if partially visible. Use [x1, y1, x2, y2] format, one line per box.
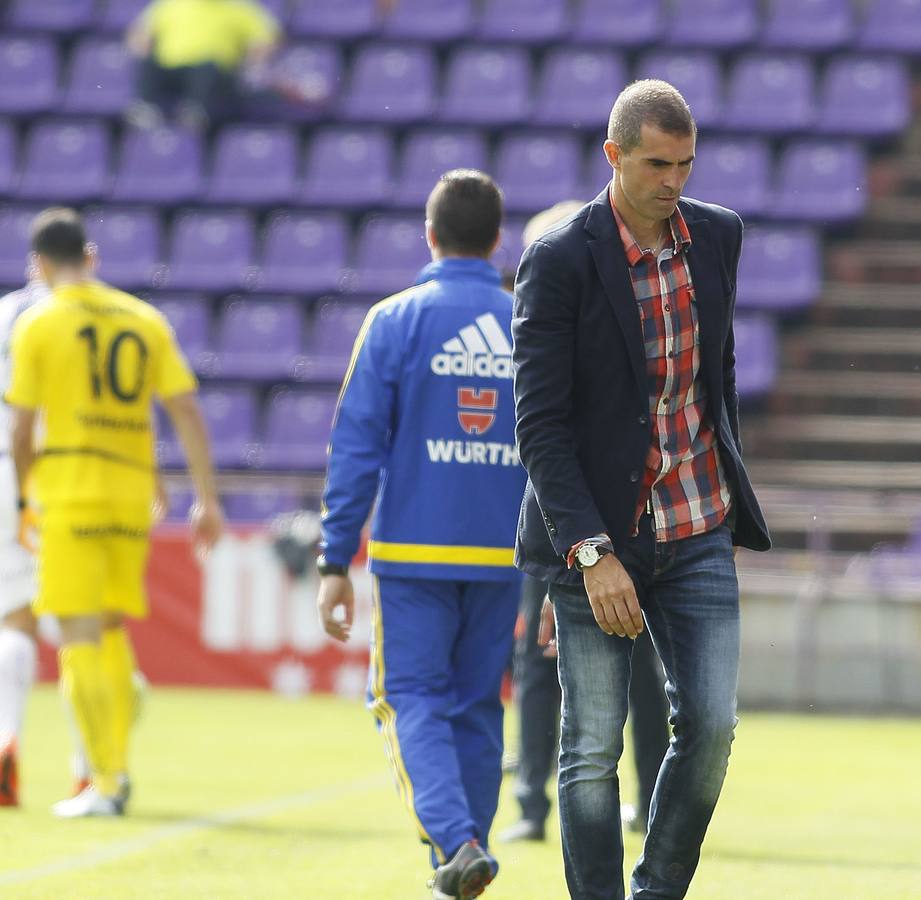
[0, 774, 385, 886]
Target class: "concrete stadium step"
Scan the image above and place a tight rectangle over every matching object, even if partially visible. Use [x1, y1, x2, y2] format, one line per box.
[811, 283, 921, 329]
[769, 371, 921, 416]
[827, 240, 921, 284]
[784, 326, 921, 372]
[749, 459, 921, 491]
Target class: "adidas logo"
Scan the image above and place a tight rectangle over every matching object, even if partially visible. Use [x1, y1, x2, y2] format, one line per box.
[430, 313, 513, 379]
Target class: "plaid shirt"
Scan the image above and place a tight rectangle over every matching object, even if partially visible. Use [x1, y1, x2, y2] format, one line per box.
[611, 196, 730, 542]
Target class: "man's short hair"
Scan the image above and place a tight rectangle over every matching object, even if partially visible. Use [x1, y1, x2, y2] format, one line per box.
[607, 79, 696, 153]
[30, 207, 88, 265]
[425, 169, 503, 257]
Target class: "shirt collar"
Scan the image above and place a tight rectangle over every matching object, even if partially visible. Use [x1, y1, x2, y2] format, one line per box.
[609, 187, 692, 267]
[414, 256, 502, 286]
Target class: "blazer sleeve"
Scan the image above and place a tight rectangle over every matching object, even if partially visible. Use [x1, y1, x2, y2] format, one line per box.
[512, 238, 608, 556]
[722, 213, 744, 454]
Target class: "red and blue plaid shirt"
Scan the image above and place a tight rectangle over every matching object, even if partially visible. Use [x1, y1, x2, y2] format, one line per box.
[611, 196, 730, 542]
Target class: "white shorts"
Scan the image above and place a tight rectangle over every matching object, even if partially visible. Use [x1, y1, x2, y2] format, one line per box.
[0, 454, 36, 616]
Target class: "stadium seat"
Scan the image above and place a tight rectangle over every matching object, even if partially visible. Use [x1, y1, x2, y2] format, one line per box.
[683, 137, 771, 219]
[258, 211, 348, 296]
[772, 140, 867, 224]
[161, 486, 194, 522]
[494, 132, 583, 213]
[260, 389, 338, 470]
[393, 130, 488, 208]
[340, 44, 436, 124]
[4, 0, 94, 32]
[815, 56, 911, 137]
[351, 214, 431, 295]
[298, 300, 374, 383]
[493, 215, 530, 275]
[0, 205, 38, 287]
[476, 0, 570, 44]
[441, 47, 531, 125]
[300, 127, 393, 207]
[222, 491, 303, 523]
[164, 210, 256, 293]
[62, 38, 134, 116]
[0, 36, 58, 114]
[382, 0, 473, 41]
[151, 295, 212, 371]
[17, 119, 110, 202]
[733, 315, 779, 398]
[206, 124, 298, 205]
[724, 54, 816, 133]
[532, 48, 627, 129]
[570, 0, 663, 47]
[289, 0, 379, 39]
[210, 297, 306, 379]
[83, 206, 163, 290]
[265, 42, 342, 120]
[664, 0, 759, 48]
[112, 126, 204, 204]
[584, 146, 614, 197]
[0, 122, 16, 198]
[736, 225, 822, 312]
[95, 0, 147, 33]
[760, 0, 854, 50]
[858, 0, 921, 51]
[635, 51, 723, 130]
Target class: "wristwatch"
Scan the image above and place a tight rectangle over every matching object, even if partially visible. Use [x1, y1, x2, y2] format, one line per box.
[574, 541, 614, 572]
[316, 555, 348, 577]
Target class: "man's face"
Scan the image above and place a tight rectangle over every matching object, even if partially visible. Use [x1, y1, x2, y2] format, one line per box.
[605, 123, 695, 224]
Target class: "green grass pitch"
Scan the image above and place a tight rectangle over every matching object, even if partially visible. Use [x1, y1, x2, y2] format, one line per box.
[1, 686, 920, 898]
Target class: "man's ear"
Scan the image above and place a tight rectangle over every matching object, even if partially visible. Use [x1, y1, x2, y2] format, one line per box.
[602, 140, 621, 171]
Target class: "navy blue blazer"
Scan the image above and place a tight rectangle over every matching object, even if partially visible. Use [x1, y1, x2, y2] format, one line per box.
[512, 189, 771, 587]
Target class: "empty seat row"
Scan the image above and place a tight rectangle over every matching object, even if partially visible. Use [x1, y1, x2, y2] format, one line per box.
[0, 35, 911, 138]
[162, 487, 308, 524]
[6, 0, 921, 53]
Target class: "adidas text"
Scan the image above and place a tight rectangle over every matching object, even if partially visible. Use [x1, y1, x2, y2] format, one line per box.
[430, 352, 512, 379]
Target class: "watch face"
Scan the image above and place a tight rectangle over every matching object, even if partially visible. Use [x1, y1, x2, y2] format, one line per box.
[577, 544, 600, 567]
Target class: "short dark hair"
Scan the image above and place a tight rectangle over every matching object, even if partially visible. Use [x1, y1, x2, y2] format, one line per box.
[30, 207, 88, 265]
[607, 79, 696, 153]
[425, 169, 502, 257]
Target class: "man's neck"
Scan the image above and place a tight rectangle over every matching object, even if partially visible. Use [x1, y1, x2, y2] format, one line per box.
[611, 185, 668, 252]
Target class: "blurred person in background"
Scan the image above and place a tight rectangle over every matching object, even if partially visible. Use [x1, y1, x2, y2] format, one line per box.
[126, 0, 280, 131]
[316, 171, 526, 900]
[513, 81, 770, 899]
[5, 208, 224, 818]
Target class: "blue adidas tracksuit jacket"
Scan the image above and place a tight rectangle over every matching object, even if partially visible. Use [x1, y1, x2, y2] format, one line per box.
[321, 257, 526, 867]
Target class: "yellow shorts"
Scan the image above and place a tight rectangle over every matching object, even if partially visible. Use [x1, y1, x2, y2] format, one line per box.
[34, 503, 152, 619]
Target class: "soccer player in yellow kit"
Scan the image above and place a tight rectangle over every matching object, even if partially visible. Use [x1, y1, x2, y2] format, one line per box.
[5, 208, 224, 817]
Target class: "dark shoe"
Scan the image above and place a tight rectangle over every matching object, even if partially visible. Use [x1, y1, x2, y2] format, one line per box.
[429, 840, 495, 899]
[497, 818, 545, 842]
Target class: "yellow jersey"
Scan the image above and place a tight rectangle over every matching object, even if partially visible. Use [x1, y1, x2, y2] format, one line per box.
[142, 0, 279, 70]
[5, 281, 197, 508]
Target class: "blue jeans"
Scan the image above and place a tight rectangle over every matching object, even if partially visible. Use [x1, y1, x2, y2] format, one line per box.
[551, 520, 739, 900]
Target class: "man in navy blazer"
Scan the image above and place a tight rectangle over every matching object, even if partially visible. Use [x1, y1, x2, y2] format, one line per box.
[512, 80, 770, 900]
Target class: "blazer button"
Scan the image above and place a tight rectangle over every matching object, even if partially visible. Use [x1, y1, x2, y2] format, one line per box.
[629, 470, 640, 482]
[638, 414, 648, 425]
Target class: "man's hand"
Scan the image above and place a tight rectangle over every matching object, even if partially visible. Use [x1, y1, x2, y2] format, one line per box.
[317, 575, 354, 643]
[584, 554, 644, 638]
[537, 595, 558, 659]
[189, 498, 224, 560]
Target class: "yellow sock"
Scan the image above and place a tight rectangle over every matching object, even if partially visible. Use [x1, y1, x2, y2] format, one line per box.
[59, 643, 119, 797]
[99, 627, 138, 776]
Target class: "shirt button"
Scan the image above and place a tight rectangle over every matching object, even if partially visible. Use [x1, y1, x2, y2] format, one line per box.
[638, 414, 648, 425]
[661, 397, 669, 405]
[629, 470, 640, 483]
[668, 350, 676, 358]
[664, 304, 671, 312]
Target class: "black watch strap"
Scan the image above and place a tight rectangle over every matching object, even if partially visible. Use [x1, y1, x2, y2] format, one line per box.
[316, 555, 348, 577]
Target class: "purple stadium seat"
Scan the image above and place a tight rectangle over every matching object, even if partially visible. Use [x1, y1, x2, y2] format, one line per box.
[17, 120, 110, 202]
[62, 38, 134, 116]
[267, 43, 342, 120]
[441, 47, 531, 125]
[84, 207, 162, 290]
[476, 0, 569, 43]
[5, 0, 94, 32]
[341, 44, 436, 124]
[733, 315, 778, 398]
[289, 0, 379, 38]
[570, 0, 663, 47]
[816, 56, 911, 137]
[210, 298, 306, 380]
[0, 122, 16, 197]
[635, 51, 723, 130]
[257, 211, 348, 295]
[351, 214, 431, 295]
[299, 300, 373, 383]
[684, 137, 771, 219]
[383, 0, 473, 41]
[533, 49, 627, 129]
[584, 146, 615, 195]
[393, 130, 488, 208]
[772, 140, 867, 224]
[760, 0, 854, 50]
[112, 126, 204, 204]
[222, 491, 302, 523]
[165, 210, 255, 293]
[206, 125, 297, 205]
[301, 127, 393, 207]
[495, 133, 583, 214]
[493, 215, 530, 276]
[151, 296, 211, 371]
[260, 389, 338, 470]
[859, 0, 921, 51]
[664, 0, 758, 48]
[161, 486, 194, 523]
[95, 0, 147, 33]
[0, 205, 37, 286]
[0, 36, 58, 114]
[737, 225, 822, 313]
[724, 54, 816, 133]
